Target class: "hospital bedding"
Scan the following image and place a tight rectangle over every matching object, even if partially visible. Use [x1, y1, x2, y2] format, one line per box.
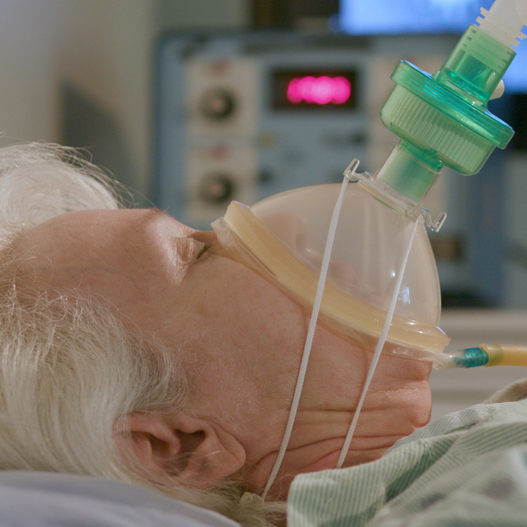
[288, 378, 527, 526]
[0, 470, 238, 527]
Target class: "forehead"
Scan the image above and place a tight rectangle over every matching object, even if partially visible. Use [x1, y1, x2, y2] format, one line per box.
[10, 208, 205, 294]
[40, 208, 188, 239]
[15, 208, 192, 255]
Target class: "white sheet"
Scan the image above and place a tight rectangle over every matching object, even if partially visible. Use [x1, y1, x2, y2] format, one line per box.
[0, 471, 239, 526]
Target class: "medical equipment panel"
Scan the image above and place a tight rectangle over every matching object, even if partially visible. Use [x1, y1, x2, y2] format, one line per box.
[154, 31, 524, 308]
[154, 32, 457, 225]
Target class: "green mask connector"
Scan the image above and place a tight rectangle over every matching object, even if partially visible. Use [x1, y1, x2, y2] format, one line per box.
[376, 1, 526, 204]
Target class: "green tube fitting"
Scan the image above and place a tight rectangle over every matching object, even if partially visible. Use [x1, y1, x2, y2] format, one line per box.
[435, 25, 516, 105]
[454, 347, 489, 368]
[376, 141, 442, 202]
[378, 23, 516, 202]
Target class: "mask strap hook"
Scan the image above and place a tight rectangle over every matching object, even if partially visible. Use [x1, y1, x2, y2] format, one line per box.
[336, 214, 419, 468]
[261, 160, 359, 500]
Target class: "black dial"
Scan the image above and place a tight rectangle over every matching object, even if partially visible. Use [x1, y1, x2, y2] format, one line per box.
[199, 87, 237, 120]
[198, 173, 236, 204]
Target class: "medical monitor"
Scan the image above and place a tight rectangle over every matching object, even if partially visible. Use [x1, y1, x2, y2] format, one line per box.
[338, 0, 527, 92]
[339, 0, 494, 35]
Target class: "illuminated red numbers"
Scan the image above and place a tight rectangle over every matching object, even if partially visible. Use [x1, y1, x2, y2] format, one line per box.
[287, 76, 351, 105]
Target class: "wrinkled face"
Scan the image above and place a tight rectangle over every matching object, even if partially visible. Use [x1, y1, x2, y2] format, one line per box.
[12, 208, 432, 498]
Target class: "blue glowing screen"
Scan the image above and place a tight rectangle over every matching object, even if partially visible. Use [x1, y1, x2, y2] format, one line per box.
[339, 0, 493, 35]
[339, 0, 527, 91]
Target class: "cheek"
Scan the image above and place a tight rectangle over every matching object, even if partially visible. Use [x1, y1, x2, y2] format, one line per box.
[366, 354, 433, 427]
[196, 257, 306, 339]
[301, 327, 370, 408]
[180, 257, 309, 393]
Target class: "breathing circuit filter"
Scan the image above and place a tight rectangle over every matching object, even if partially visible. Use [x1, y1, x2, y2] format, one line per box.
[377, 0, 527, 202]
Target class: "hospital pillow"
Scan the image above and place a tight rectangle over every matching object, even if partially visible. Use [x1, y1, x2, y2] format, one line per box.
[0, 470, 239, 527]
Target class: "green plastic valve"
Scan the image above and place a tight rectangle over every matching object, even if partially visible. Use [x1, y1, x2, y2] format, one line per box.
[377, 22, 518, 203]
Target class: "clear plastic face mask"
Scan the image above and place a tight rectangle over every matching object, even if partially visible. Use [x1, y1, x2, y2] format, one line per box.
[212, 160, 449, 498]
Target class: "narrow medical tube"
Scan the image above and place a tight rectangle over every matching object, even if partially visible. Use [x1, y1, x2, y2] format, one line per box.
[436, 344, 527, 368]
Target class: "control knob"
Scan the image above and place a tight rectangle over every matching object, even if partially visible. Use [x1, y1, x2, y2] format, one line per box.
[198, 172, 236, 204]
[199, 87, 237, 120]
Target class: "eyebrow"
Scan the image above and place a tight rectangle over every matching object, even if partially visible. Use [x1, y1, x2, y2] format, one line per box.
[137, 208, 173, 228]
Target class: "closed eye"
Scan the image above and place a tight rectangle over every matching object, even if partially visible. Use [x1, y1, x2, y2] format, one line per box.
[190, 231, 223, 260]
[196, 242, 212, 259]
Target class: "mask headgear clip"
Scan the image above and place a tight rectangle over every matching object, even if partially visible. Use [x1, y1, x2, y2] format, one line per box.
[343, 159, 447, 233]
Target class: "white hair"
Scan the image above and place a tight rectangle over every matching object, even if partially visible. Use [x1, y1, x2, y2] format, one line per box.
[0, 143, 120, 243]
[0, 143, 284, 527]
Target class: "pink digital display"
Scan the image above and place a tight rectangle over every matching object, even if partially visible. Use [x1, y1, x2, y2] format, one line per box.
[287, 76, 351, 105]
[272, 69, 357, 110]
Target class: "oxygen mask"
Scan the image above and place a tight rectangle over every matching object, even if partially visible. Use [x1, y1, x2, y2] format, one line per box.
[212, 163, 449, 362]
[212, 160, 446, 498]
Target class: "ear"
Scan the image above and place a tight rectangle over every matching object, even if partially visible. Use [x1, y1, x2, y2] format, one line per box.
[114, 412, 246, 487]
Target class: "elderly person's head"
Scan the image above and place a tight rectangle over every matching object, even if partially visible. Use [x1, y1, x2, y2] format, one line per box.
[0, 144, 431, 523]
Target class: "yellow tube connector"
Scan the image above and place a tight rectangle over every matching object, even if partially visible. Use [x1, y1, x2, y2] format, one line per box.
[480, 344, 527, 367]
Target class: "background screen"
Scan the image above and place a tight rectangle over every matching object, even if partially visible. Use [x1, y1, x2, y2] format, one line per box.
[339, 0, 527, 91]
